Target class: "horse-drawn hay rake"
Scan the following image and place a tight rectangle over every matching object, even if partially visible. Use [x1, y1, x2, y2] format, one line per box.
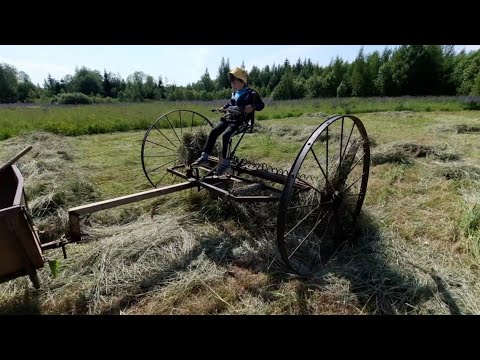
[1, 109, 371, 288]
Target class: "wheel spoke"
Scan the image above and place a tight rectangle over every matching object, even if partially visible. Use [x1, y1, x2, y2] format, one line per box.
[338, 116, 344, 177]
[325, 126, 329, 180]
[295, 177, 323, 195]
[302, 213, 334, 270]
[288, 202, 323, 210]
[338, 151, 366, 190]
[288, 210, 330, 260]
[341, 139, 362, 178]
[309, 147, 335, 193]
[333, 122, 356, 180]
[143, 154, 177, 158]
[154, 172, 168, 187]
[284, 204, 321, 238]
[341, 123, 356, 166]
[153, 124, 178, 149]
[165, 114, 181, 143]
[179, 111, 183, 136]
[344, 151, 366, 179]
[144, 139, 176, 152]
[146, 159, 177, 174]
[343, 171, 367, 193]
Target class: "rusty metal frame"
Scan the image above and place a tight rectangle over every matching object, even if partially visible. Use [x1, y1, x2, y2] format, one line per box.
[65, 158, 294, 245]
[167, 165, 282, 202]
[67, 181, 197, 243]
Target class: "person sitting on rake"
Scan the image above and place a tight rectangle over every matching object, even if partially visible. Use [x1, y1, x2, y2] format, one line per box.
[192, 67, 265, 175]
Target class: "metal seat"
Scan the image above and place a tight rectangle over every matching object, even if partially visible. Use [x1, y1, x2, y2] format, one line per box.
[228, 120, 254, 160]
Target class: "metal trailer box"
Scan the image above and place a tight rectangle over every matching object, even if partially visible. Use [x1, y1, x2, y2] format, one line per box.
[0, 165, 43, 288]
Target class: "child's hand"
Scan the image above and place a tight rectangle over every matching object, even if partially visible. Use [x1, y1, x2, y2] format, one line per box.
[245, 105, 254, 113]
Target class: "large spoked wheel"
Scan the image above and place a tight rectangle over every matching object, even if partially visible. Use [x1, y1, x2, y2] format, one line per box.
[141, 110, 213, 188]
[276, 115, 371, 275]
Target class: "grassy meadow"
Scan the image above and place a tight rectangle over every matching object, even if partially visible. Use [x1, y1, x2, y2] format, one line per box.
[1, 96, 479, 140]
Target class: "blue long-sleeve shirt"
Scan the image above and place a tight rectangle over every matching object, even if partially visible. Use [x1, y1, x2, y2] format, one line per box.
[222, 87, 265, 124]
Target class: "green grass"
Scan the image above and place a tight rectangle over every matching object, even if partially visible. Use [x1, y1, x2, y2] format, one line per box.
[1, 107, 480, 315]
[460, 204, 480, 258]
[0, 97, 478, 140]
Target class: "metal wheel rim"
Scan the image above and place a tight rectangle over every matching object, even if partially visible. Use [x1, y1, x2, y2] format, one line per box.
[276, 115, 371, 275]
[141, 109, 213, 188]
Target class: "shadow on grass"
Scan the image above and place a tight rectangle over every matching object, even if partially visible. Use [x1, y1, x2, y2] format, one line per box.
[260, 210, 463, 315]
[187, 196, 464, 315]
[0, 287, 42, 315]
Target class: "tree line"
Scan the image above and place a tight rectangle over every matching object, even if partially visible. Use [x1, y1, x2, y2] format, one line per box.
[1, 45, 479, 104]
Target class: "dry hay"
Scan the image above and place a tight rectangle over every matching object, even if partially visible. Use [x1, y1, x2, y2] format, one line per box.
[372, 142, 459, 166]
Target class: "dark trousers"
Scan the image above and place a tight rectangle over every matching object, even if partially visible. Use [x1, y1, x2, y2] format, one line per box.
[203, 119, 239, 159]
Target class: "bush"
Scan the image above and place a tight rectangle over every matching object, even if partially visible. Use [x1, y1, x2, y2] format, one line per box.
[463, 98, 480, 110]
[54, 92, 93, 105]
[91, 95, 117, 104]
[337, 80, 349, 98]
